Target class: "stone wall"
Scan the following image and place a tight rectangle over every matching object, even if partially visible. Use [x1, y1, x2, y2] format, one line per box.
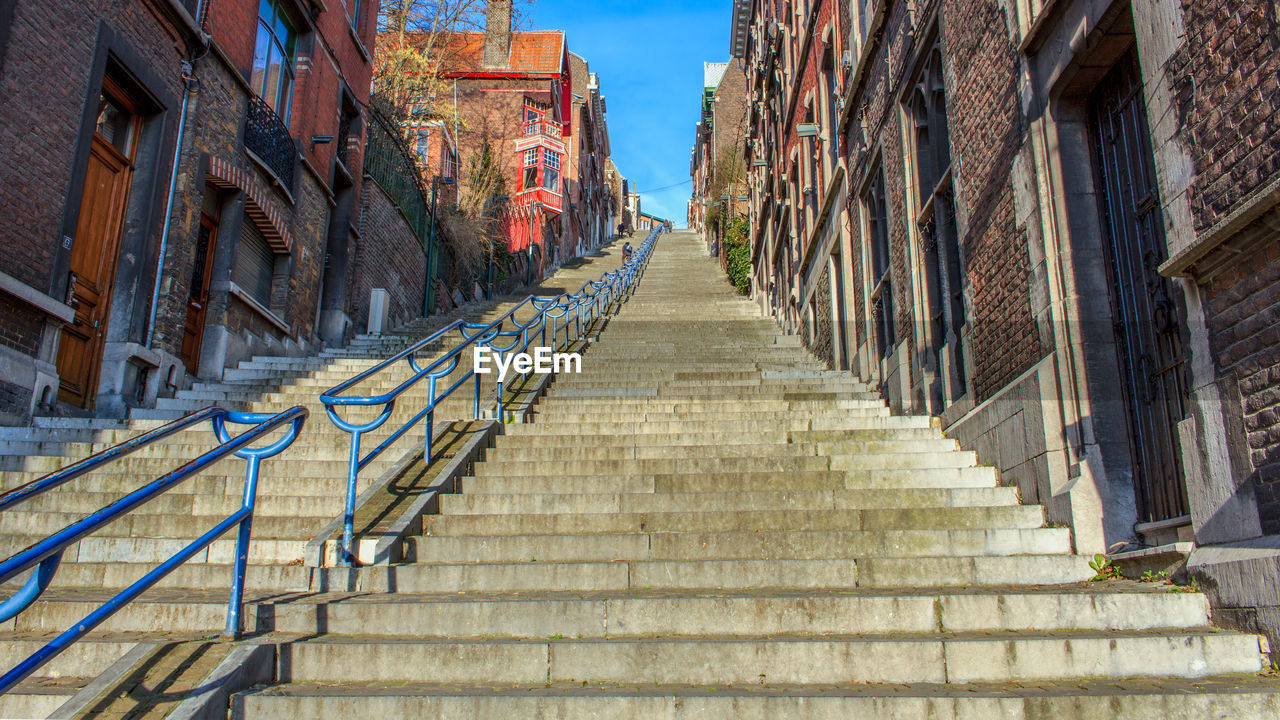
[1204, 238, 1280, 532]
[353, 181, 428, 334]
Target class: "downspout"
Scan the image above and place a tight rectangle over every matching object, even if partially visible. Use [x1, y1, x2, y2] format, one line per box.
[145, 2, 210, 348]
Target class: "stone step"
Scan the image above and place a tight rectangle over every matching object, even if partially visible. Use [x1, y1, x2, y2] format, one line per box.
[529, 409, 895, 423]
[483, 439, 961, 461]
[496, 427, 944, 447]
[504, 415, 937, 434]
[1, 453, 395, 477]
[231, 681, 1280, 719]
[0, 510, 329, 539]
[261, 631, 1266, 685]
[0, 678, 88, 719]
[423, 506, 1046, 536]
[437, 487, 1021, 515]
[257, 586, 1211, 637]
[458, 466, 1001, 494]
[1, 472, 372, 499]
[401, 527, 1072, 563]
[8, 489, 341, 517]
[0, 534, 307, 565]
[1, 561, 311, 591]
[466, 451, 979, 478]
[0, 635, 140, 680]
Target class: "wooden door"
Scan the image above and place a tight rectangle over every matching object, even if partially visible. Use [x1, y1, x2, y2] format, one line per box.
[56, 88, 137, 407]
[181, 213, 219, 374]
[1089, 48, 1191, 523]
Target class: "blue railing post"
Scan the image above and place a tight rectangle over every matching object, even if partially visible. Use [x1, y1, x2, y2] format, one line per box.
[318, 234, 660, 570]
[341, 431, 362, 566]
[0, 405, 308, 690]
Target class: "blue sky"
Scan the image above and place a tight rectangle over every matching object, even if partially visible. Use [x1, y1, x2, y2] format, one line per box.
[526, 0, 734, 227]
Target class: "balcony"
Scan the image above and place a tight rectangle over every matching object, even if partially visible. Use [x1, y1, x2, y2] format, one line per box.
[516, 120, 567, 157]
[244, 95, 297, 189]
[522, 119, 563, 140]
[514, 187, 562, 215]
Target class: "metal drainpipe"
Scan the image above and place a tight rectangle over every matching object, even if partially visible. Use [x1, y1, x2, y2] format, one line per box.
[145, 5, 208, 349]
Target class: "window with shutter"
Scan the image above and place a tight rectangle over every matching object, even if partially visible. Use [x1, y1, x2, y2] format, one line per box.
[234, 219, 276, 307]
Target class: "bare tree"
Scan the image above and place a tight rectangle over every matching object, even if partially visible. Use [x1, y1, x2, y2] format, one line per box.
[374, 1, 533, 126]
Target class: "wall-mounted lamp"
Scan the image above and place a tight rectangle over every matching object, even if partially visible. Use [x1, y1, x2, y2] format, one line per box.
[311, 135, 334, 150]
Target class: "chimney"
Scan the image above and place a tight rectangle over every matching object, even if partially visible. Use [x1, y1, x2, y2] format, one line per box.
[482, 0, 512, 69]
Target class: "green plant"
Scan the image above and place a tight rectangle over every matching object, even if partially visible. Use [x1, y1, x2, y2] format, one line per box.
[1171, 581, 1201, 594]
[1088, 554, 1122, 582]
[1139, 570, 1170, 583]
[722, 217, 751, 295]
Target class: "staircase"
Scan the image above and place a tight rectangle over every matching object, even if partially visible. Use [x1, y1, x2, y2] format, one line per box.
[0, 249, 630, 718]
[226, 231, 1278, 717]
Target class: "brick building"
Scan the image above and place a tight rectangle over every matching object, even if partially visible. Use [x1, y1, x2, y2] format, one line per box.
[0, 0, 202, 423]
[733, 0, 1280, 646]
[560, 54, 612, 260]
[0, 0, 440, 422]
[438, 2, 570, 281]
[689, 59, 750, 258]
[604, 158, 629, 235]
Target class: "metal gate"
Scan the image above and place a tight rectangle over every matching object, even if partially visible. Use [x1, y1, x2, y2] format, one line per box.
[1089, 48, 1191, 523]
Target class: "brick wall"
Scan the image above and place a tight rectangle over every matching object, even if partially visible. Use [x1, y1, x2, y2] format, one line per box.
[1204, 238, 1280, 530]
[835, 0, 1042, 406]
[1172, 1, 1280, 529]
[1172, 0, 1280, 233]
[0, 295, 43, 357]
[943, 0, 1042, 401]
[354, 181, 428, 332]
[0, 0, 185, 298]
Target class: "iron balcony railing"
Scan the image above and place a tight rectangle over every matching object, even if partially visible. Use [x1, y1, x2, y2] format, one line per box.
[245, 94, 297, 189]
[363, 103, 442, 311]
[0, 405, 308, 694]
[320, 229, 660, 565]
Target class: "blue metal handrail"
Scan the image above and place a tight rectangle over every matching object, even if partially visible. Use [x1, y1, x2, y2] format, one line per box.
[0, 405, 308, 695]
[321, 232, 658, 565]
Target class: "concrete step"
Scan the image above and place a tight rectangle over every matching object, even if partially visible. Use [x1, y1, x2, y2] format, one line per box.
[1, 561, 311, 591]
[495, 427, 944, 447]
[263, 631, 1266, 685]
[504, 415, 937, 434]
[0, 635, 140, 679]
[437, 487, 1021, 515]
[457, 466, 1001, 494]
[401, 527, 1072, 563]
[483, 439, 962, 462]
[0, 510, 330, 539]
[313, 554, 1095, 594]
[465, 452, 979, 478]
[422, 506, 1046, 536]
[231, 680, 1280, 719]
[0, 534, 308, 565]
[258, 586, 1211, 637]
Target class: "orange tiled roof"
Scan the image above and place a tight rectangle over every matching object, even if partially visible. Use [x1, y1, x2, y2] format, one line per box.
[438, 31, 565, 75]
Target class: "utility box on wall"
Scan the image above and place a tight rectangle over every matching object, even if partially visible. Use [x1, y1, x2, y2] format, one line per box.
[368, 289, 390, 335]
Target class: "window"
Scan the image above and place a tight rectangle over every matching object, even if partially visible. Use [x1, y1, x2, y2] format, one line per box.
[95, 89, 136, 156]
[908, 38, 967, 402]
[821, 49, 840, 172]
[233, 219, 277, 308]
[523, 148, 539, 190]
[251, 0, 298, 122]
[349, 0, 361, 31]
[543, 150, 560, 192]
[864, 167, 894, 364]
[415, 126, 431, 161]
[444, 148, 458, 179]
